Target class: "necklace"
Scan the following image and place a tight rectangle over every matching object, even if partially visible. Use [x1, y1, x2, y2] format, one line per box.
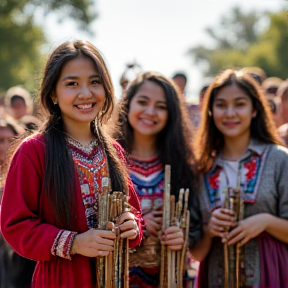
[63, 131, 98, 154]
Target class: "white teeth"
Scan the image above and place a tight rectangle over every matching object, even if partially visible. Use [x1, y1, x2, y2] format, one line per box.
[77, 104, 92, 109]
[141, 119, 154, 125]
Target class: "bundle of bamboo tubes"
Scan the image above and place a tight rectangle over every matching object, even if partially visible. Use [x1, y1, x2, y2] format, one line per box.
[223, 187, 245, 288]
[160, 165, 190, 288]
[96, 177, 130, 288]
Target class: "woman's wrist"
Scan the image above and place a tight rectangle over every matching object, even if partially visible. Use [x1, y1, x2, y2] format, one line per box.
[70, 234, 79, 255]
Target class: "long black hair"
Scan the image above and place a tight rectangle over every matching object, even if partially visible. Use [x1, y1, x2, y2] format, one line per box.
[40, 40, 128, 229]
[114, 71, 197, 199]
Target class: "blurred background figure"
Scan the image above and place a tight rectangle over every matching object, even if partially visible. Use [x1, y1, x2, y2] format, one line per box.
[262, 77, 284, 98]
[172, 71, 205, 129]
[4, 86, 33, 120]
[0, 117, 36, 288]
[17, 114, 41, 132]
[172, 72, 187, 96]
[4, 86, 41, 132]
[240, 66, 267, 86]
[0, 118, 25, 194]
[119, 61, 142, 98]
[266, 95, 282, 128]
[277, 81, 288, 146]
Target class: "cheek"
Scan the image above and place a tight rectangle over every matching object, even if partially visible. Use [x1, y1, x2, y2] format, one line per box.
[212, 109, 222, 125]
[160, 112, 168, 126]
[127, 109, 138, 128]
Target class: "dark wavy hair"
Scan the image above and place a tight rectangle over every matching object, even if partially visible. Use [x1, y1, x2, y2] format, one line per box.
[195, 69, 283, 173]
[40, 40, 128, 229]
[114, 71, 197, 199]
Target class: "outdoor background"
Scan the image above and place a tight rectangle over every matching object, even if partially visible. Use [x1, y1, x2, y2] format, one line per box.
[1, 0, 287, 102]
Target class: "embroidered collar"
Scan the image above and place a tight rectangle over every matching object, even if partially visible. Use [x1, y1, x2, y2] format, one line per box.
[204, 140, 269, 210]
[211, 139, 267, 171]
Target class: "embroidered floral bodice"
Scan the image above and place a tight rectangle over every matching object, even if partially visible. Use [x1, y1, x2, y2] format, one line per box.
[67, 136, 109, 229]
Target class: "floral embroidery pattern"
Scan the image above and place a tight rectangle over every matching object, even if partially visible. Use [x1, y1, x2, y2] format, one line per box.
[242, 156, 261, 199]
[204, 166, 222, 209]
[205, 149, 267, 210]
[244, 157, 257, 181]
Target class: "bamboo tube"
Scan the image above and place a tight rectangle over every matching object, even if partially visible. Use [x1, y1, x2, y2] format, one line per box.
[124, 238, 129, 288]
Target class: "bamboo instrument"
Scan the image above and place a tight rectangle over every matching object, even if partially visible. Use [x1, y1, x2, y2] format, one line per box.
[96, 177, 131, 288]
[223, 187, 245, 288]
[159, 165, 190, 288]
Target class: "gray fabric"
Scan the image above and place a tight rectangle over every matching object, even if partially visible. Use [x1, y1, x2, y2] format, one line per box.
[199, 143, 288, 287]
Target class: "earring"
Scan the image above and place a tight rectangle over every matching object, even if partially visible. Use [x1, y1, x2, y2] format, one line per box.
[208, 110, 212, 117]
[53, 98, 58, 105]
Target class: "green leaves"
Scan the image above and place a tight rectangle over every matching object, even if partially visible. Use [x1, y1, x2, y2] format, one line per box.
[0, 0, 97, 92]
[188, 7, 288, 79]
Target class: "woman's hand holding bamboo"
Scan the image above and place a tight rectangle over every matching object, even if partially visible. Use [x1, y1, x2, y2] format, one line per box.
[71, 228, 116, 257]
[117, 211, 139, 240]
[208, 208, 236, 238]
[143, 211, 163, 237]
[224, 213, 268, 247]
[161, 226, 184, 250]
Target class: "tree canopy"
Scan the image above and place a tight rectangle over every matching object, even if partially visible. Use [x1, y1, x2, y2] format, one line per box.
[188, 7, 288, 80]
[0, 0, 96, 92]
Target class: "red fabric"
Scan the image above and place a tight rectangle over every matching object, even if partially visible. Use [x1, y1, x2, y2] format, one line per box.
[0, 134, 143, 288]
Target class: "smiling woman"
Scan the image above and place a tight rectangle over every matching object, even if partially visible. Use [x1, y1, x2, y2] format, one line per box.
[51, 54, 106, 137]
[0, 40, 143, 288]
[191, 69, 288, 288]
[114, 71, 202, 288]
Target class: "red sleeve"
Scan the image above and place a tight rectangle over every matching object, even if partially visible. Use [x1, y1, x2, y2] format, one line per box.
[113, 141, 144, 248]
[0, 138, 61, 261]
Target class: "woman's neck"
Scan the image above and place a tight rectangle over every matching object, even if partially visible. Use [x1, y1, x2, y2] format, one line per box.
[64, 122, 95, 148]
[131, 133, 158, 159]
[222, 134, 251, 161]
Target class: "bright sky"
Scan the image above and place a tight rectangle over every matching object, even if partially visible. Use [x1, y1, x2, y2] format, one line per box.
[41, 0, 285, 102]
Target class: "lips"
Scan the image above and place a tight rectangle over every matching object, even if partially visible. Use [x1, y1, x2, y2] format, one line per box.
[223, 121, 240, 128]
[140, 118, 155, 125]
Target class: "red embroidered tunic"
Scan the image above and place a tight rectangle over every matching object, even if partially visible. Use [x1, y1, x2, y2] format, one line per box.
[0, 134, 143, 288]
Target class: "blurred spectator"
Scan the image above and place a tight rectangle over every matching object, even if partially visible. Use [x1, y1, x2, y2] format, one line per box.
[119, 62, 142, 97]
[172, 72, 187, 95]
[18, 114, 41, 132]
[0, 117, 36, 288]
[0, 118, 25, 181]
[266, 95, 282, 128]
[240, 66, 267, 85]
[262, 77, 283, 97]
[4, 86, 33, 120]
[277, 81, 288, 145]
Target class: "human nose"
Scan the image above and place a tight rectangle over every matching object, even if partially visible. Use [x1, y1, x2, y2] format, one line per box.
[144, 105, 156, 115]
[78, 85, 92, 99]
[225, 105, 236, 117]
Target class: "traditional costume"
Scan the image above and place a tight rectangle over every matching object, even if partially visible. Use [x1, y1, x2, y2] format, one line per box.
[197, 140, 288, 288]
[0, 134, 143, 288]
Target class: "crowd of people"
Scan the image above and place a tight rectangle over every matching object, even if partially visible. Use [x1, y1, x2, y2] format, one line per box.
[0, 39, 288, 288]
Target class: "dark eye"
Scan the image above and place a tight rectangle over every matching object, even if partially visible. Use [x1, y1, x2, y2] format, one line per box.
[157, 105, 167, 110]
[236, 102, 245, 107]
[137, 100, 147, 106]
[215, 103, 225, 108]
[66, 81, 77, 87]
[91, 79, 101, 85]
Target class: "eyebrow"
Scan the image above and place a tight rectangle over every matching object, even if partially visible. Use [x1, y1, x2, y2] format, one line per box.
[215, 96, 249, 101]
[137, 95, 167, 104]
[62, 74, 101, 81]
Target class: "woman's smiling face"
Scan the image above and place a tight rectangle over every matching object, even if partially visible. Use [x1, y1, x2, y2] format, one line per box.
[128, 80, 168, 139]
[52, 54, 106, 130]
[212, 83, 256, 141]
